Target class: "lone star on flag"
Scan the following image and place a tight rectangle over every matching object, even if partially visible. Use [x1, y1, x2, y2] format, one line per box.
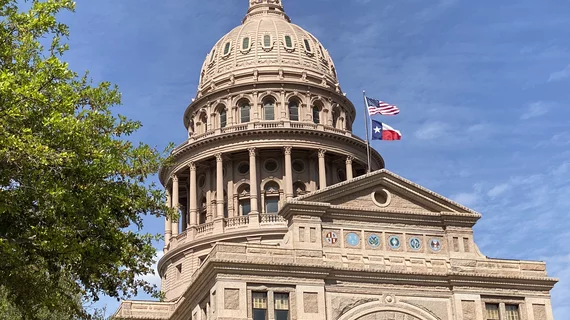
[374, 126, 381, 133]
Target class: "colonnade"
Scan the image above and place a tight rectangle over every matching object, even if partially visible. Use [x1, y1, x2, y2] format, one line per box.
[164, 147, 358, 248]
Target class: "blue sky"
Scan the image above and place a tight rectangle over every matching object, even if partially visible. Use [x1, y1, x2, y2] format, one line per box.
[59, 0, 570, 317]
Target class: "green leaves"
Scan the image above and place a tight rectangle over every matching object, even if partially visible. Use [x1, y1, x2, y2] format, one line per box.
[0, 1, 171, 319]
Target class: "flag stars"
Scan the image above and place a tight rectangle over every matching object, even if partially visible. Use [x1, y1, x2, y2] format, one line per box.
[374, 126, 381, 133]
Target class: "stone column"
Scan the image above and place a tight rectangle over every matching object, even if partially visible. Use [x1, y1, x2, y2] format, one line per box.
[205, 165, 211, 221]
[171, 175, 179, 237]
[248, 148, 259, 214]
[215, 154, 224, 219]
[346, 156, 354, 180]
[189, 162, 197, 226]
[318, 149, 327, 190]
[164, 188, 172, 250]
[284, 146, 293, 200]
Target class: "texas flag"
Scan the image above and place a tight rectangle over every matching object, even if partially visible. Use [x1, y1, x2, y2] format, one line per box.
[371, 120, 402, 141]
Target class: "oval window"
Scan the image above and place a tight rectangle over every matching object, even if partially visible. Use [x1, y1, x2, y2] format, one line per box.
[209, 48, 216, 62]
[242, 37, 250, 50]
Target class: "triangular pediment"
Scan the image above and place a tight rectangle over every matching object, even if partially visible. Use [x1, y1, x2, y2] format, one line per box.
[295, 169, 479, 215]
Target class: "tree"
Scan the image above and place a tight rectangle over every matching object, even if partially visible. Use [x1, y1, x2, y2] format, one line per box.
[0, 1, 172, 318]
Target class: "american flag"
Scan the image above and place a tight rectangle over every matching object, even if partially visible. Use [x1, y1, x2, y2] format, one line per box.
[366, 97, 400, 116]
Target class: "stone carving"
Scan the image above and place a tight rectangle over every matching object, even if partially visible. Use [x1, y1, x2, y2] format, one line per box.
[224, 288, 240, 310]
[461, 301, 476, 320]
[357, 312, 420, 320]
[304, 292, 319, 313]
[331, 297, 376, 320]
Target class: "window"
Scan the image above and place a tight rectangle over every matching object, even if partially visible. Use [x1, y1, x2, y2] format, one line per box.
[332, 109, 339, 128]
[264, 159, 278, 173]
[288, 101, 299, 121]
[199, 197, 207, 224]
[303, 39, 312, 52]
[240, 103, 251, 123]
[175, 264, 182, 280]
[265, 198, 279, 214]
[292, 160, 305, 173]
[263, 35, 271, 48]
[312, 106, 320, 124]
[263, 99, 275, 120]
[486, 304, 500, 320]
[274, 293, 289, 320]
[240, 200, 251, 216]
[223, 42, 231, 55]
[242, 37, 250, 50]
[318, 45, 324, 56]
[284, 35, 293, 49]
[264, 181, 280, 214]
[220, 109, 227, 128]
[238, 162, 250, 175]
[209, 48, 216, 62]
[252, 292, 268, 320]
[505, 305, 520, 320]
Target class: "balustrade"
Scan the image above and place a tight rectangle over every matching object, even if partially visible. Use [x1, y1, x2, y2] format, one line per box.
[224, 215, 250, 228]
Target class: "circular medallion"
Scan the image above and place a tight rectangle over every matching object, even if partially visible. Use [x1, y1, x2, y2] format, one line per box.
[346, 232, 360, 247]
[325, 231, 338, 245]
[430, 238, 442, 252]
[388, 236, 401, 249]
[409, 237, 421, 251]
[368, 234, 381, 248]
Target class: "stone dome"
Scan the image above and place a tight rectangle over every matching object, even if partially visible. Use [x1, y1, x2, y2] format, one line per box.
[197, 0, 339, 96]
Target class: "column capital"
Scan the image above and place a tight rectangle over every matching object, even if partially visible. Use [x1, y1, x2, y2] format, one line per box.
[171, 174, 179, 182]
[346, 155, 354, 165]
[189, 161, 196, 171]
[283, 146, 292, 155]
[248, 147, 257, 157]
[318, 149, 327, 158]
[215, 153, 223, 162]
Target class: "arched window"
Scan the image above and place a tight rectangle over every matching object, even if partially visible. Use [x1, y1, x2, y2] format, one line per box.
[264, 181, 280, 214]
[332, 108, 340, 128]
[293, 182, 307, 197]
[303, 39, 312, 52]
[223, 191, 228, 218]
[312, 105, 321, 124]
[237, 184, 251, 216]
[223, 42, 231, 56]
[263, 98, 275, 121]
[242, 37, 250, 50]
[199, 111, 208, 134]
[284, 35, 293, 49]
[240, 102, 251, 123]
[288, 101, 299, 121]
[263, 35, 271, 48]
[219, 108, 227, 128]
[209, 48, 216, 63]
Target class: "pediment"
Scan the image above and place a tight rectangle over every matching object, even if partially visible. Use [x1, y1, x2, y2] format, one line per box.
[296, 169, 478, 215]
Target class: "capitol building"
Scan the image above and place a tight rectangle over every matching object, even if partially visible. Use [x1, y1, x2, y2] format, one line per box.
[114, 1, 557, 319]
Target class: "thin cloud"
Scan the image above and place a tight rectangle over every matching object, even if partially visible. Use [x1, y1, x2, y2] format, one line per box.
[521, 101, 550, 120]
[548, 64, 570, 82]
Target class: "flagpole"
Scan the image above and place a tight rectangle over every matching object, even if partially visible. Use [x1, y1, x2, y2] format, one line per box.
[362, 90, 372, 173]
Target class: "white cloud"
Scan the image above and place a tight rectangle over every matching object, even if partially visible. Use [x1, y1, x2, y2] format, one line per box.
[521, 101, 550, 120]
[548, 64, 570, 82]
[487, 183, 511, 198]
[451, 192, 479, 207]
[415, 121, 449, 140]
[136, 250, 164, 288]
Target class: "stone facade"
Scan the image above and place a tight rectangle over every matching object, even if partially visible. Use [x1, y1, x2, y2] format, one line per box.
[113, 1, 557, 319]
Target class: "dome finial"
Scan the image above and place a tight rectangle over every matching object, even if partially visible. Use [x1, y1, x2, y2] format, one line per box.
[245, 0, 290, 22]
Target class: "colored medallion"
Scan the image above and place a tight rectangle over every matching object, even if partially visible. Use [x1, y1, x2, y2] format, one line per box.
[430, 238, 442, 252]
[409, 237, 421, 251]
[368, 234, 381, 248]
[325, 231, 338, 245]
[388, 236, 401, 249]
[346, 232, 360, 247]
